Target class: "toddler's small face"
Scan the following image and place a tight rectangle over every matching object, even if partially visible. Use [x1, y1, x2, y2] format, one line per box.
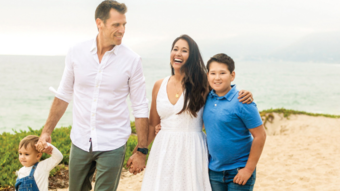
[19, 145, 41, 167]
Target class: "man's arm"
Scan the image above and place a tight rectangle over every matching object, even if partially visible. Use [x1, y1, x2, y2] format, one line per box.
[37, 47, 74, 152]
[126, 57, 150, 174]
[36, 98, 68, 153]
[134, 117, 149, 148]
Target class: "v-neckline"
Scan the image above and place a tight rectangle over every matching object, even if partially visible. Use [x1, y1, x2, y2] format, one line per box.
[165, 76, 183, 106]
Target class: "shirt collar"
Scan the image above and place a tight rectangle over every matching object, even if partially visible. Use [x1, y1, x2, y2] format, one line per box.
[90, 36, 120, 55]
[209, 84, 237, 101]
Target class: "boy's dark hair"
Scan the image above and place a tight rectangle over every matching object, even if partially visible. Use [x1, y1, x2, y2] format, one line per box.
[95, 0, 127, 23]
[19, 135, 39, 152]
[206, 53, 235, 73]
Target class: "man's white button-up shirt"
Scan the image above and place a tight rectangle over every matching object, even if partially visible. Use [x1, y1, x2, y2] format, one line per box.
[55, 38, 149, 152]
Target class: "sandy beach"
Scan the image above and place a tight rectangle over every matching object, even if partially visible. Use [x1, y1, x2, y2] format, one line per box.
[55, 113, 340, 191]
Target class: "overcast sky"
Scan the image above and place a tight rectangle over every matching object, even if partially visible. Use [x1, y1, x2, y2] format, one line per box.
[0, 0, 339, 58]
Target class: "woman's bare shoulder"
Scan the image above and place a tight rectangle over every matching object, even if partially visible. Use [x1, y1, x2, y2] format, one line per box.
[152, 78, 165, 95]
[154, 79, 164, 87]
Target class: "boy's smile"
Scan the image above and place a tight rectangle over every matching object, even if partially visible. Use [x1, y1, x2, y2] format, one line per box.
[207, 61, 235, 97]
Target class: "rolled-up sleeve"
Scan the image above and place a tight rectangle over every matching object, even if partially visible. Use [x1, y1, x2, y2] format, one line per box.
[129, 57, 149, 118]
[55, 48, 74, 103]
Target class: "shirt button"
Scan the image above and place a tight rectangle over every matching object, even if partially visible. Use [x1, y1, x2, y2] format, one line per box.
[215, 104, 217, 107]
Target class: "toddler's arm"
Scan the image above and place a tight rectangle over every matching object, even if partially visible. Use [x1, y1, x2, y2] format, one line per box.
[39, 143, 63, 172]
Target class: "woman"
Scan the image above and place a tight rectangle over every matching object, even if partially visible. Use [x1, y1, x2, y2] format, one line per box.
[140, 35, 253, 191]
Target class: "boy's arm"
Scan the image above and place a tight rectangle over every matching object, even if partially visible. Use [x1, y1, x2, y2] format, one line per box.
[234, 124, 266, 185]
[40, 143, 63, 172]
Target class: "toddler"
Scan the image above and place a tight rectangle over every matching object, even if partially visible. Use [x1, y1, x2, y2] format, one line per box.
[16, 135, 63, 191]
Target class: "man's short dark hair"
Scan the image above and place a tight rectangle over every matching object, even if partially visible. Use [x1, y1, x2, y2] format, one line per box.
[95, 0, 127, 23]
[206, 53, 235, 73]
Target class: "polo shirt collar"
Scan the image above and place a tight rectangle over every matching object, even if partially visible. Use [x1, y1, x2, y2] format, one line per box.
[209, 85, 238, 101]
[90, 36, 120, 55]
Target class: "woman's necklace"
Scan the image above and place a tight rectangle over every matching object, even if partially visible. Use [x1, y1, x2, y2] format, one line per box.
[173, 80, 182, 98]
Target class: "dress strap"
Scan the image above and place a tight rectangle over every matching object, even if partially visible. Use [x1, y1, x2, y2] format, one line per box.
[160, 76, 170, 90]
[29, 162, 39, 177]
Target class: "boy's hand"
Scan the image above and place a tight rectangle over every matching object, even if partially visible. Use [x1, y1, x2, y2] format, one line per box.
[233, 167, 253, 185]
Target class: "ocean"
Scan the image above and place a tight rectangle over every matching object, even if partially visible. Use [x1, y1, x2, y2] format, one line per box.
[0, 55, 339, 133]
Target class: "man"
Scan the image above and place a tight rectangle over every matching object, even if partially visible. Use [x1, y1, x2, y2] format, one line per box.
[36, 1, 149, 190]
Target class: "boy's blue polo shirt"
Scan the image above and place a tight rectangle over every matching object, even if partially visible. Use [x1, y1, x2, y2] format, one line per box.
[203, 85, 263, 172]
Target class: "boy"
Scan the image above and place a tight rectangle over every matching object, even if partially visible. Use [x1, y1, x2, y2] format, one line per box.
[16, 135, 63, 191]
[203, 53, 266, 191]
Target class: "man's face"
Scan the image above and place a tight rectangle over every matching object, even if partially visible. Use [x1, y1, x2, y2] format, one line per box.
[97, 9, 126, 45]
[19, 144, 41, 167]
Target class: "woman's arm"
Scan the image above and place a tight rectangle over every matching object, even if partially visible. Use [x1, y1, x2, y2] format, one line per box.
[132, 79, 163, 154]
[147, 79, 163, 145]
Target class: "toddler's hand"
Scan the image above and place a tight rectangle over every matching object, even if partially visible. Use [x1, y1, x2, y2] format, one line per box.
[43, 145, 53, 155]
[233, 167, 253, 185]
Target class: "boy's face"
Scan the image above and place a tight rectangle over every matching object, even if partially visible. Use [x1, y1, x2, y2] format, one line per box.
[19, 144, 42, 167]
[207, 61, 235, 97]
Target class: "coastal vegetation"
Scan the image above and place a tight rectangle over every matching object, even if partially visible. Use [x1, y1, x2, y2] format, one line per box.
[0, 109, 339, 190]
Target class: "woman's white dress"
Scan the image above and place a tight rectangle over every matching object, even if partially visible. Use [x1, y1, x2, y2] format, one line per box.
[141, 76, 211, 191]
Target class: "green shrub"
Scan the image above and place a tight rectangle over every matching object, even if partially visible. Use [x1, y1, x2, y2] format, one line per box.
[130, 121, 137, 134]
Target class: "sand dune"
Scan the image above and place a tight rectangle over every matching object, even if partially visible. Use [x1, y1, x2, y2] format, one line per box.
[56, 113, 340, 191]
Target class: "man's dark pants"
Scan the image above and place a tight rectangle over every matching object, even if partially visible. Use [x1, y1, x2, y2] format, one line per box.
[69, 143, 126, 191]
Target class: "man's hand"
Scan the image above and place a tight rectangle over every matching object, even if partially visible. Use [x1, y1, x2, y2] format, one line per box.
[127, 152, 146, 175]
[238, 90, 253, 104]
[233, 167, 254, 185]
[36, 133, 52, 153]
[155, 124, 161, 135]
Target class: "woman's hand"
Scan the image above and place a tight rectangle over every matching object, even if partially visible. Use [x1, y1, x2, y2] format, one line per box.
[155, 124, 162, 135]
[238, 90, 254, 104]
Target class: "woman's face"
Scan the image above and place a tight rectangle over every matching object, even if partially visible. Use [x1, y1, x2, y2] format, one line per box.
[170, 39, 190, 71]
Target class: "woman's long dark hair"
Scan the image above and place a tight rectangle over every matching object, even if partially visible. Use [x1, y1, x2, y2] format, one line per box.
[170, 34, 208, 117]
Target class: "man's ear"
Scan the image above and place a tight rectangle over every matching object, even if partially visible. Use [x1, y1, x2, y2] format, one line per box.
[96, 18, 103, 30]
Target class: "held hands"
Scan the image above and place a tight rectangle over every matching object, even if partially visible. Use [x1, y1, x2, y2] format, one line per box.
[35, 133, 52, 154]
[233, 167, 254, 185]
[127, 152, 146, 175]
[238, 90, 254, 104]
